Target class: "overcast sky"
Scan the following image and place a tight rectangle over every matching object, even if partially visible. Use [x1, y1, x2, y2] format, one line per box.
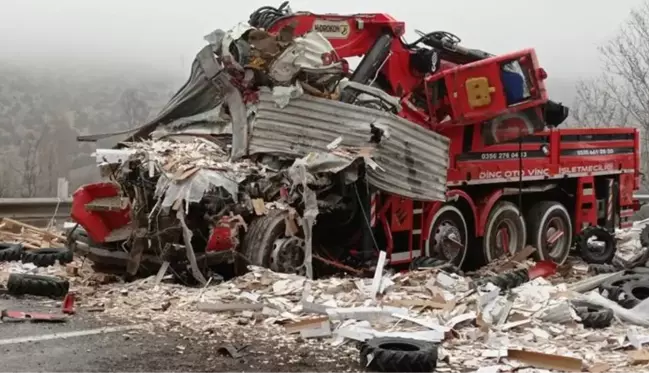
[0, 0, 646, 80]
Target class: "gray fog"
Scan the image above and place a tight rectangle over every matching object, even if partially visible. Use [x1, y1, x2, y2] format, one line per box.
[0, 0, 644, 79]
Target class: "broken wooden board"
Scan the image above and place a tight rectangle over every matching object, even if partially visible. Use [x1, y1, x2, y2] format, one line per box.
[0, 218, 66, 249]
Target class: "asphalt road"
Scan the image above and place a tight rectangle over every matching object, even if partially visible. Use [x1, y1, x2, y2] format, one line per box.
[0, 294, 360, 372]
[0, 295, 223, 372]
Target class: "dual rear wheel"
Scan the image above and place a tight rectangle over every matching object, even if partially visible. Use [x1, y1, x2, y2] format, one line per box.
[483, 200, 573, 265]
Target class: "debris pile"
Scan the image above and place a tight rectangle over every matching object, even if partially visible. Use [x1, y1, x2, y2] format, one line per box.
[66, 256, 649, 372]
[2, 224, 649, 371]
[0, 218, 67, 250]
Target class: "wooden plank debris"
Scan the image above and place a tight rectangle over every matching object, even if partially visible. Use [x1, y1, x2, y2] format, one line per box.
[0, 218, 67, 249]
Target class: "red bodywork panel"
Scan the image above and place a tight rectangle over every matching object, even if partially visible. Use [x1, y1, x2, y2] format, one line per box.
[71, 183, 130, 243]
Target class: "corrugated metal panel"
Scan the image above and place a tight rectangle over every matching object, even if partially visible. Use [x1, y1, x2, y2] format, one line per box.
[249, 89, 450, 202]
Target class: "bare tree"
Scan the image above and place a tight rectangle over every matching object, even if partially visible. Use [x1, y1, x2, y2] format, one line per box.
[11, 132, 44, 197]
[0, 165, 11, 197]
[38, 131, 59, 196]
[571, 80, 631, 128]
[573, 2, 649, 188]
[573, 2, 649, 131]
[119, 89, 150, 129]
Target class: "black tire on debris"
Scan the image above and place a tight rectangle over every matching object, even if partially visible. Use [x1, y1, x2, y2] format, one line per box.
[576, 226, 616, 264]
[6, 273, 69, 298]
[477, 268, 530, 291]
[0, 243, 24, 262]
[588, 263, 623, 275]
[621, 280, 649, 307]
[641, 225, 649, 248]
[574, 306, 614, 328]
[525, 201, 573, 265]
[599, 274, 645, 302]
[21, 248, 74, 267]
[359, 337, 438, 372]
[409, 256, 461, 274]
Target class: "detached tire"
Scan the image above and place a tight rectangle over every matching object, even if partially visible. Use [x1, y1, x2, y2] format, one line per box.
[6, 273, 69, 298]
[641, 225, 649, 248]
[359, 337, 438, 372]
[599, 274, 645, 302]
[478, 268, 530, 290]
[22, 248, 74, 267]
[575, 307, 614, 328]
[409, 256, 461, 274]
[588, 263, 622, 275]
[483, 201, 527, 263]
[525, 201, 572, 265]
[577, 226, 616, 264]
[0, 243, 24, 262]
[621, 280, 649, 307]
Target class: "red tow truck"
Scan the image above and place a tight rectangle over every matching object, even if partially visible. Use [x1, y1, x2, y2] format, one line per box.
[69, 3, 641, 277]
[256, 3, 641, 268]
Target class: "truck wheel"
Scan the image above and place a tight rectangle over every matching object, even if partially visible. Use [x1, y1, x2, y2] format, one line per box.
[240, 210, 305, 275]
[424, 205, 468, 267]
[483, 201, 526, 263]
[525, 201, 573, 265]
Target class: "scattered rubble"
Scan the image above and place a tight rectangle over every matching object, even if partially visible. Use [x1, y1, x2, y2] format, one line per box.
[1, 222, 649, 372]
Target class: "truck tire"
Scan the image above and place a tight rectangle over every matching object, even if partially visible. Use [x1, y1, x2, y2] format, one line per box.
[476, 268, 530, 290]
[588, 263, 623, 274]
[0, 243, 24, 262]
[409, 256, 461, 274]
[424, 205, 468, 267]
[240, 210, 304, 274]
[577, 226, 616, 264]
[641, 225, 649, 248]
[574, 306, 614, 328]
[22, 248, 74, 267]
[359, 337, 438, 372]
[6, 273, 69, 298]
[599, 274, 645, 301]
[483, 201, 526, 263]
[621, 280, 649, 307]
[525, 201, 572, 265]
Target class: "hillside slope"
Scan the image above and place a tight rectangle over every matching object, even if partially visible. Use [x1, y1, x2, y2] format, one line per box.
[0, 62, 180, 196]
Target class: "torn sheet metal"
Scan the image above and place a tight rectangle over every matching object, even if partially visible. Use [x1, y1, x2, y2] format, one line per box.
[155, 168, 241, 207]
[113, 45, 238, 146]
[150, 106, 233, 139]
[249, 89, 450, 202]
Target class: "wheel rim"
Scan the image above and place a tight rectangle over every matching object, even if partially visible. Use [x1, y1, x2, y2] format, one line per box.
[493, 218, 519, 258]
[432, 220, 464, 263]
[545, 217, 567, 258]
[269, 236, 306, 275]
